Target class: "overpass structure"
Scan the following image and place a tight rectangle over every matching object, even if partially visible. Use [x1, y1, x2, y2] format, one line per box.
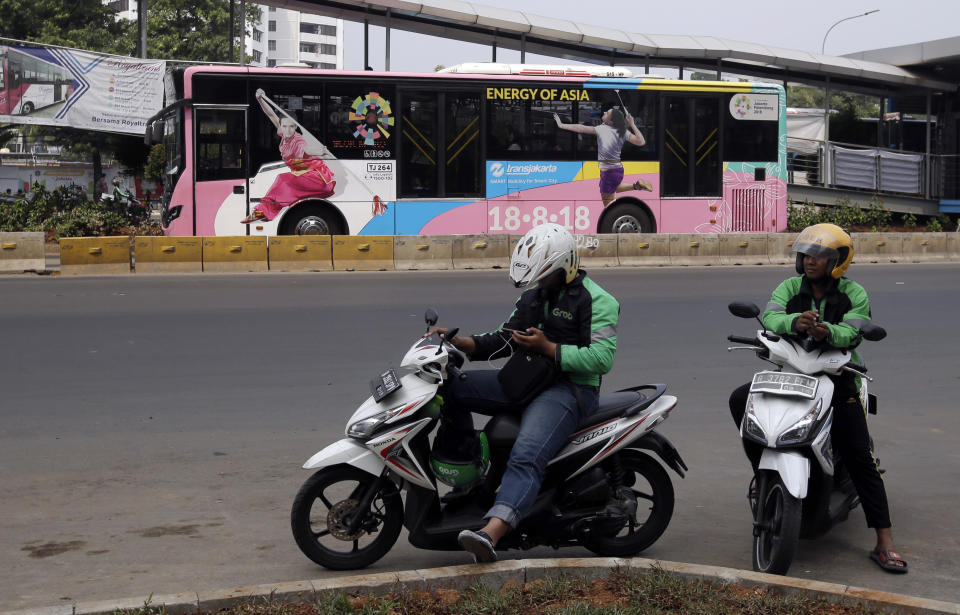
[256, 0, 960, 216]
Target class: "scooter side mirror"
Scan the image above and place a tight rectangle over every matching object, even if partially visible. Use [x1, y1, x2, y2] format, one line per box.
[424, 308, 439, 327]
[860, 322, 887, 342]
[728, 301, 761, 319]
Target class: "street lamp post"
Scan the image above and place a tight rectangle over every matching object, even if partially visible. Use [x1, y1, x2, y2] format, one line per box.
[821, 9, 879, 55]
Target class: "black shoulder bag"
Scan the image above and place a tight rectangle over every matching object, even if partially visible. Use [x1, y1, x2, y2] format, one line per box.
[497, 349, 559, 405]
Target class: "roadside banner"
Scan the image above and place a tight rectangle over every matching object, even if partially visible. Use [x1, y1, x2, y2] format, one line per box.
[0, 45, 165, 135]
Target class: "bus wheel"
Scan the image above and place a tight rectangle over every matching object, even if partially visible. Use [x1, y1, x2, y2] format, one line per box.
[282, 205, 343, 236]
[21, 102, 35, 115]
[600, 202, 653, 234]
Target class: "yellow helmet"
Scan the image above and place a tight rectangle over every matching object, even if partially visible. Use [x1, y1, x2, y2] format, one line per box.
[792, 223, 854, 279]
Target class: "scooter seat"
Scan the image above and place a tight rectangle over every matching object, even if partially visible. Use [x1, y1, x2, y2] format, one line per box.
[484, 384, 667, 449]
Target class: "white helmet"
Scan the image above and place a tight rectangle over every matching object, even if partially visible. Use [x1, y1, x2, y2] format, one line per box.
[510, 223, 579, 288]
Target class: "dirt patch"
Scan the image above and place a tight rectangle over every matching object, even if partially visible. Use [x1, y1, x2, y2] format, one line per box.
[134, 524, 200, 538]
[21, 540, 87, 558]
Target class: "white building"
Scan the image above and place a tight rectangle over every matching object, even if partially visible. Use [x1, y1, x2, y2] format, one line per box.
[248, 5, 343, 69]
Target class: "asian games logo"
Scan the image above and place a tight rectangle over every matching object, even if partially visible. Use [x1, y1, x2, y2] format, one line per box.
[490, 162, 505, 178]
[350, 92, 394, 145]
[732, 94, 752, 118]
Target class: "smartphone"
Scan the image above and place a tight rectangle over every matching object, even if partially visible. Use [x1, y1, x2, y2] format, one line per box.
[503, 328, 534, 336]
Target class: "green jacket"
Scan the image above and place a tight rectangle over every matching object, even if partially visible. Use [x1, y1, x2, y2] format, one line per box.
[471, 270, 619, 386]
[763, 275, 871, 392]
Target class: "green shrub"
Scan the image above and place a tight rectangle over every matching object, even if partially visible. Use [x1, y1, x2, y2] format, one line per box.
[926, 217, 943, 232]
[902, 213, 918, 228]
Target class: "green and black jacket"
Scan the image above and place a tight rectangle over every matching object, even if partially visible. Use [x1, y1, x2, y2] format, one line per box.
[762, 275, 871, 393]
[470, 270, 619, 387]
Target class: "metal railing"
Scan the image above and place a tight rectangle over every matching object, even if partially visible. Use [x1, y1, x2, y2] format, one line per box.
[786, 137, 952, 199]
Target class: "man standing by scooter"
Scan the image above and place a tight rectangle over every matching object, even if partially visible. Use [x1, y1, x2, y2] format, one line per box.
[426, 223, 619, 563]
[729, 223, 907, 574]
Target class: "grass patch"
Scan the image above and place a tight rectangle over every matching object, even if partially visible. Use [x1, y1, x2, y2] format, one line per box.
[114, 568, 895, 615]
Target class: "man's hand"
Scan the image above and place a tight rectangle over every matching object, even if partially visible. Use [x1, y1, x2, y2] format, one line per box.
[809, 322, 831, 342]
[626, 113, 636, 128]
[553, 112, 562, 127]
[795, 310, 820, 334]
[424, 327, 476, 354]
[512, 327, 557, 359]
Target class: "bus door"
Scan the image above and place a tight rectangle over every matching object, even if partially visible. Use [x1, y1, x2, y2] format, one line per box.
[192, 105, 248, 235]
[661, 96, 721, 198]
[399, 89, 482, 198]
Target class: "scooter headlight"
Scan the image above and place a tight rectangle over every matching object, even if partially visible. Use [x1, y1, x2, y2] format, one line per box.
[777, 399, 824, 446]
[741, 398, 767, 445]
[347, 410, 393, 439]
[346, 397, 426, 439]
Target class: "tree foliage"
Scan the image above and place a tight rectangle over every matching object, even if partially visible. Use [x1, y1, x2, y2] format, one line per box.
[147, 0, 262, 63]
[0, 0, 135, 55]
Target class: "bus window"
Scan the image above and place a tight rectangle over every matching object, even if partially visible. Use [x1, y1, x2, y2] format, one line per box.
[577, 92, 657, 161]
[249, 88, 323, 172]
[487, 97, 574, 160]
[400, 92, 438, 197]
[326, 83, 394, 160]
[444, 91, 481, 197]
[195, 109, 246, 182]
[723, 92, 778, 162]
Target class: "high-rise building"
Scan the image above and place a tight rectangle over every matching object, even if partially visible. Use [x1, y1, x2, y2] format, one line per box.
[251, 5, 343, 69]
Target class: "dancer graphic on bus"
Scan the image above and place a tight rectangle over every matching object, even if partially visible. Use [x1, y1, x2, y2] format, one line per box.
[241, 89, 337, 224]
[554, 107, 653, 207]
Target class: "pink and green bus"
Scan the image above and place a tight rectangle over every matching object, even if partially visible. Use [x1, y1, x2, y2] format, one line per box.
[145, 63, 786, 237]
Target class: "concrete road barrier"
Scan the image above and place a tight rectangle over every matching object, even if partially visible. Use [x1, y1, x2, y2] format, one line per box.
[670, 234, 720, 266]
[900, 233, 949, 263]
[0, 232, 45, 273]
[134, 236, 202, 274]
[268, 236, 332, 271]
[767, 233, 799, 265]
[855, 232, 902, 263]
[202, 236, 268, 273]
[946, 233, 960, 261]
[59, 237, 131, 275]
[453, 234, 509, 269]
[719, 234, 770, 266]
[333, 235, 394, 271]
[394, 236, 453, 270]
[577, 234, 618, 268]
[617, 234, 670, 266]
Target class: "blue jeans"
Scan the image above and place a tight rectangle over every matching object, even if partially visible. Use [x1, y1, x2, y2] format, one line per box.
[443, 369, 599, 529]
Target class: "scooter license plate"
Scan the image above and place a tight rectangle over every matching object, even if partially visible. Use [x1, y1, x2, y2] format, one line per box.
[370, 368, 403, 402]
[750, 371, 818, 398]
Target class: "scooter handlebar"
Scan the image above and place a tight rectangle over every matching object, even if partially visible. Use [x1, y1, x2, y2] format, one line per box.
[727, 335, 760, 345]
[446, 364, 467, 381]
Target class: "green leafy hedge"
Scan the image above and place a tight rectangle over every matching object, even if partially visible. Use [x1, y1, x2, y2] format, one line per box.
[787, 196, 953, 233]
[0, 184, 162, 239]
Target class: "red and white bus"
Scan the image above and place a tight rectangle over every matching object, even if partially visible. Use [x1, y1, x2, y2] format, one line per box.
[145, 63, 787, 237]
[0, 46, 74, 116]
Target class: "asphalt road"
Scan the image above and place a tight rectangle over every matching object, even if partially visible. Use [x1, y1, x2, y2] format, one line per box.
[1, 265, 959, 611]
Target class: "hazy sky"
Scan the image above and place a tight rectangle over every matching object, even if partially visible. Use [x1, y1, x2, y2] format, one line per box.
[340, 0, 959, 72]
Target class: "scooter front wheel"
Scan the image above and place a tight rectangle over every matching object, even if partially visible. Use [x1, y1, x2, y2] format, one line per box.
[291, 465, 403, 570]
[752, 471, 802, 575]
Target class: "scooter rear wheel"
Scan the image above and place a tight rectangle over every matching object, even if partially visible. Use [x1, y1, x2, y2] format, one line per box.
[752, 471, 802, 575]
[291, 465, 402, 570]
[583, 450, 674, 557]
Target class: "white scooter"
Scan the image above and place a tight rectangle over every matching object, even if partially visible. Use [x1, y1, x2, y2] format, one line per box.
[727, 301, 886, 575]
[290, 309, 687, 570]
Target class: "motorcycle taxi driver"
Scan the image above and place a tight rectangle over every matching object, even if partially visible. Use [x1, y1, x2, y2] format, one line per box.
[425, 223, 620, 563]
[729, 223, 907, 574]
